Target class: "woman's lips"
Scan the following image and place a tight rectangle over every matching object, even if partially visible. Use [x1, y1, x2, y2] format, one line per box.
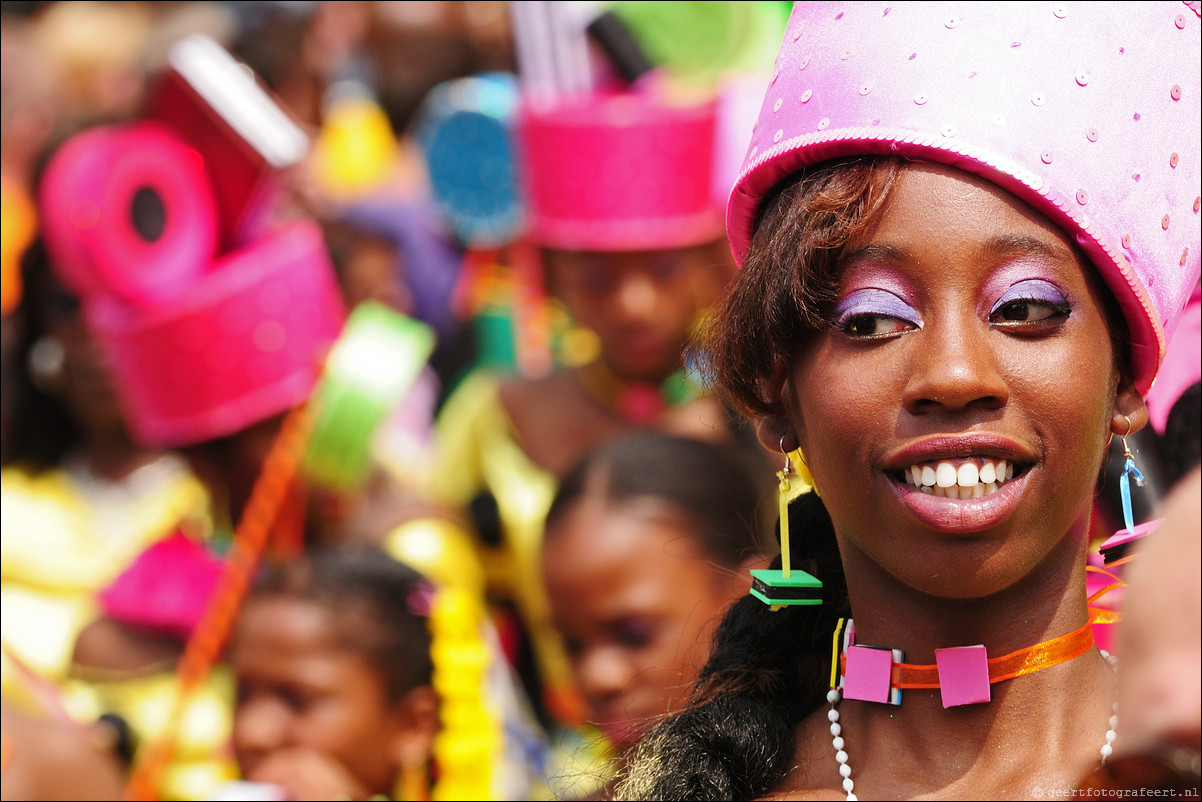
[889, 464, 1032, 533]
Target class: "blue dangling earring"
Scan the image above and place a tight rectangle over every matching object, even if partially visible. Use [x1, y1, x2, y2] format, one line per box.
[1116, 414, 1144, 536]
[749, 435, 822, 609]
[1100, 413, 1165, 565]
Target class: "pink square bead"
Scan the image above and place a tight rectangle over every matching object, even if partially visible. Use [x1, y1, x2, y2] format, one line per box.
[935, 645, 991, 707]
[843, 645, 894, 703]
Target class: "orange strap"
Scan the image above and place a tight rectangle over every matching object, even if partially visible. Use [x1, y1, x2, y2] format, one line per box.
[890, 621, 1095, 689]
[123, 405, 315, 801]
[838, 613, 1109, 691]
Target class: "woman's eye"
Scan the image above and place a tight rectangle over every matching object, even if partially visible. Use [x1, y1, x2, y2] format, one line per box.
[613, 619, 655, 650]
[279, 687, 315, 713]
[651, 255, 683, 281]
[990, 299, 1069, 324]
[832, 288, 921, 340]
[840, 314, 916, 338]
[988, 279, 1071, 327]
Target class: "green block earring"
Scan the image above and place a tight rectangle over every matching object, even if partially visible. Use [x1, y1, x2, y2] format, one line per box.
[750, 437, 823, 609]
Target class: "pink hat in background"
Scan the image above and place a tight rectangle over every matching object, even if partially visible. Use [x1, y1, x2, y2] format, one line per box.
[729, 2, 1201, 395]
[37, 34, 345, 448]
[39, 120, 345, 447]
[517, 90, 724, 252]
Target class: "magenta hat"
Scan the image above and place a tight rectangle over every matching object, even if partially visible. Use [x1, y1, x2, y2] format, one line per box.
[517, 90, 724, 251]
[729, 2, 1201, 395]
[39, 121, 346, 447]
[83, 221, 345, 447]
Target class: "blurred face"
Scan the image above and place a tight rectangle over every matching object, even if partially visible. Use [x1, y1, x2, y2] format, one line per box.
[543, 496, 742, 752]
[779, 163, 1140, 600]
[230, 596, 405, 795]
[39, 278, 126, 436]
[546, 240, 735, 383]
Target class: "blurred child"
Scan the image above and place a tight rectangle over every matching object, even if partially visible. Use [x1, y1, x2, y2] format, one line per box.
[430, 83, 774, 751]
[225, 546, 498, 801]
[541, 432, 771, 798]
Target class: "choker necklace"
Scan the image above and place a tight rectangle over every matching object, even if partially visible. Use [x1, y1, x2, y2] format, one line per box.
[827, 619, 1119, 801]
[831, 617, 1099, 708]
[577, 360, 704, 425]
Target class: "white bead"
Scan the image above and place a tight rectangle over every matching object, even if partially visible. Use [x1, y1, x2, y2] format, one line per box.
[840, 763, 852, 778]
[847, 795, 858, 801]
[1109, 715, 1119, 729]
[828, 708, 840, 722]
[827, 689, 841, 703]
[1101, 744, 1114, 758]
[830, 722, 841, 737]
[843, 777, 855, 793]
[832, 736, 845, 750]
[1106, 730, 1117, 743]
[836, 750, 849, 764]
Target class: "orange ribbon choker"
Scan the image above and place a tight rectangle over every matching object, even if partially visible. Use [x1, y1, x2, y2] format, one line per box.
[831, 617, 1099, 708]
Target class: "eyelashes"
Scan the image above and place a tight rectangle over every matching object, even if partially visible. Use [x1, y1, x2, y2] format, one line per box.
[832, 288, 922, 338]
[988, 278, 1071, 320]
[831, 278, 1072, 339]
[833, 288, 922, 327]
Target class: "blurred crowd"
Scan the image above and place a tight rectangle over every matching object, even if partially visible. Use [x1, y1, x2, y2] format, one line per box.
[0, 2, 789, 800]
[1, 2, 1198, 802]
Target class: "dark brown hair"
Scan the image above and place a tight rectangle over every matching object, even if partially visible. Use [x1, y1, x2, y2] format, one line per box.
[700, 156, 902, 418]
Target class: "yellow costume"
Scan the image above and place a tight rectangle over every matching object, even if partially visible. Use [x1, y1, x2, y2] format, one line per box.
[0, 459, 238, 800]
[430, 370, 613, 799]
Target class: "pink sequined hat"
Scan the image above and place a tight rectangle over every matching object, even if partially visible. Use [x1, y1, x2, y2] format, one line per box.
[729, 2, 1201, 394]
[518, 89, 724, 251]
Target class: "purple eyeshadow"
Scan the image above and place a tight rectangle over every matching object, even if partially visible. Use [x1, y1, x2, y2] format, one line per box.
[990, 278, 1069, 314]
[834, 288, 922, 326]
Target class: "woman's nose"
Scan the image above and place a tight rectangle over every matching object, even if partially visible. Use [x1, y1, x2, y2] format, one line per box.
[613, 272, 660, 322]
[233, 695, 291, 764]
[575, 645, 632, 703]
[901, 316, 1009, 416]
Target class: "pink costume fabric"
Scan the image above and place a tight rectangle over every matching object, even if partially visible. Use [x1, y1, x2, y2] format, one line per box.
[39, 120, 346, 448]
[1146, 281, 1201, 434]
[727, 2, 1201, 395]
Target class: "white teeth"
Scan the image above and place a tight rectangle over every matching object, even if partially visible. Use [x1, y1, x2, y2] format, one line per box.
[902, 458, 1019, 496]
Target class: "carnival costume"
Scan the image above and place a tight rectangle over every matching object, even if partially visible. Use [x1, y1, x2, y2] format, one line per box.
[727, 4, 1199, 798]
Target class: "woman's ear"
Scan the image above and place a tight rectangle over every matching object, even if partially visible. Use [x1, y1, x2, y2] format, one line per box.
[754, 411, 799, 456]
[386, 684, 439, 774]
[1111, 371, 1150, 436]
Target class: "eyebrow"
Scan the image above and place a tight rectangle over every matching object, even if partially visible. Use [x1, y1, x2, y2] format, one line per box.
[839, 234, 1076, 271]
[979, 234, 1077, 263]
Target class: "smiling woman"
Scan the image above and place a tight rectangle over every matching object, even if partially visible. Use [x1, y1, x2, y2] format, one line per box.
[613, 3, 1199, 801]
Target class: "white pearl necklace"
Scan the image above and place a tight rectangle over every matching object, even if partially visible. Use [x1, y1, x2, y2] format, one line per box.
[826, 650, 1120, 801]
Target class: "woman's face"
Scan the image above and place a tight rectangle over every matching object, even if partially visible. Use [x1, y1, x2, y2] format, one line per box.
[780, 163, 1139, 600]
[546, 240, 735, 383]
[230, 596, 408, 796]
[543, 497, 743, 752]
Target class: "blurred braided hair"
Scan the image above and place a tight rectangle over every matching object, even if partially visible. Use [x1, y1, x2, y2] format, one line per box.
[613, 158, 902, 800]
[613, 492, 847, 800]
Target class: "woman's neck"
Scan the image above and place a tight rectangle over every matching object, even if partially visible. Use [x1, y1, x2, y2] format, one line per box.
[795, 522, 1117, 799]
